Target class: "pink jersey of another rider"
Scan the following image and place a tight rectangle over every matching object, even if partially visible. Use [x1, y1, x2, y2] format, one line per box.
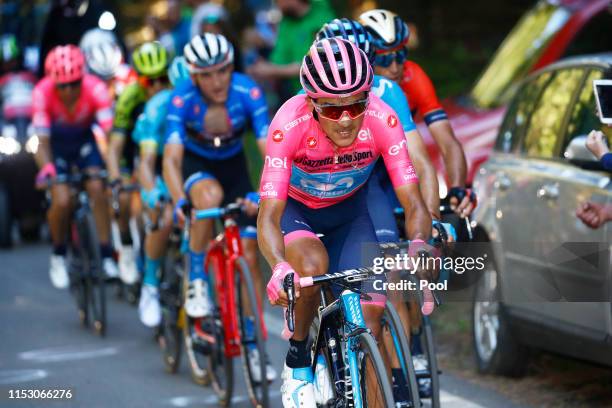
[32, 73, 113, 137]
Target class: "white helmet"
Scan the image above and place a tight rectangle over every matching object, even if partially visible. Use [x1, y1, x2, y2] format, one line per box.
[359, 9, 409, 51]
[79, 28, 118, 51]
[84, 42, 123, 80]
[183, 33, 234, 71]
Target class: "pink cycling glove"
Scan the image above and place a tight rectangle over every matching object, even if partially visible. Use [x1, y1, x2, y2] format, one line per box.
[36, 163, 57, 185]
[266, 261, 296, 304]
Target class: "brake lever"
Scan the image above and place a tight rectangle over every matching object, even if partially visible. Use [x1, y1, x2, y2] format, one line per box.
[283, 274, 295, 333]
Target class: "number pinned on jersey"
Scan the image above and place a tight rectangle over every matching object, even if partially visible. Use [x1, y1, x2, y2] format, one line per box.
[387, 114, 398, 128]
[272, 130, 284, 143]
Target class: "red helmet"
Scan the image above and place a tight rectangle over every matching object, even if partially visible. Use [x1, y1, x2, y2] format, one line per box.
[45, 45, 85, 84]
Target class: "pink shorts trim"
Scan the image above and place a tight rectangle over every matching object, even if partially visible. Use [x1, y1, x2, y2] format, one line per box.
[360, 293, 387, 308]
[283, 230, 319, 246]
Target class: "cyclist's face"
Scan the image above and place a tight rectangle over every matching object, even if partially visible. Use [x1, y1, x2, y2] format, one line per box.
[55, 80, 82, 106]
[310, 93, 368, 148]
[375, 59, 405, 84]
[193, 64, 233, 104]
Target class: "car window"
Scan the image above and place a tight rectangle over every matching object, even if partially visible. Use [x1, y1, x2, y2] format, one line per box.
[562, 69, 612, 155]
[521, 68, 585, 158]
[495, 71, 553, 153]
[562, 10, 612, 59]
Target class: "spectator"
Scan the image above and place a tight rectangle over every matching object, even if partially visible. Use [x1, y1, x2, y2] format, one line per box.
[585, 129, 612, 171]
[189, 2, 243, 72]
[575, 201, 612, 229]
[247, 0, 334, 95]
[149, 0, 191, 57]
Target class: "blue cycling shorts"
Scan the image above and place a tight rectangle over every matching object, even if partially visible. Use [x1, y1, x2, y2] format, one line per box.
[280, 187, 386, 306]
[50, 126, 103, 176]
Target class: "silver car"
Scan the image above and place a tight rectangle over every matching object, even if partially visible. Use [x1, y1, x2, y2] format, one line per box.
[470, 54, 612, 376]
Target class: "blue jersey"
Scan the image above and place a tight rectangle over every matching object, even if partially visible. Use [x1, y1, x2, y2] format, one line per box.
[132, 89, 173, 155]
[370, 75, 416, 133]
[165, 73, 269, 160]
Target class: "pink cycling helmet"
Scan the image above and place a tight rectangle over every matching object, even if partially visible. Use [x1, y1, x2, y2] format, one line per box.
[300, 38, 373, 99]
[45, 45, 85, 84]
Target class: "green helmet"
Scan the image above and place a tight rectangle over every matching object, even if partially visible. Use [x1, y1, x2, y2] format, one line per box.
[131, 41, 168, 77]
[0, 34, 20, 63]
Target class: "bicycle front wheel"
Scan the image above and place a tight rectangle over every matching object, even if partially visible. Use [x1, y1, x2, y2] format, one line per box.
[235, 257, 269, 408]
[382, 301, 420, 407]
[355, 332, 395, 408]
[159, 245, 183, 373]
[80, 211, 105, 337]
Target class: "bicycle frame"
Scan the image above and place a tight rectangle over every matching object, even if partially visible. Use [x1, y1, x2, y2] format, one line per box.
[311, 287, 373, 408]
[203, 211, 268, 358]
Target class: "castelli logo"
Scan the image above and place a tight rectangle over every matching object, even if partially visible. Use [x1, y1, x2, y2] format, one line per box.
[172, 96, 184, 108]
[250, 87, 261, 100]
[388, 114, 398, 128]
[272, 130, 284, 142]
[306, 136, 317, 148]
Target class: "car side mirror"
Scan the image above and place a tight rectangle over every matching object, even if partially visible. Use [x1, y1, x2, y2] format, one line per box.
[563, 134, 606, 171]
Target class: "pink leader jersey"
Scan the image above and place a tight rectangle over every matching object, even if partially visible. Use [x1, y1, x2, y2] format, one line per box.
[260, 94, 418, 209]
[32, 74, 113, 137]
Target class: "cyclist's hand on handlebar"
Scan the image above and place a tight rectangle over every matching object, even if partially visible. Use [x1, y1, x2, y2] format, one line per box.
[448, 186, 477, 218]
[239, 192, 260, 217]
[409, 239, 440, 283]
[173, 197, 191, 227]
[35, 163, 57, 189]
[266, 261, 300, 307]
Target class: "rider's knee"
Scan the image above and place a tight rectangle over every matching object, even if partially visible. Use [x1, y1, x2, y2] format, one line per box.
[363, 307, 384, 340]
[86, 180, 105, 200]
[242, 241, 258, 268]
[191, 182, 223, 209]
[52, 192, 70, 212]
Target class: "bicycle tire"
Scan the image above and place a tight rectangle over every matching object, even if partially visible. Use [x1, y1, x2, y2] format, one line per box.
[235, 256, 269, 408]
[159, 246, 183, 374]
[80, 211, 106, 337]
[69, 226, 89, 328]
[383, 300, 420, 408]
[206, 250, 233, 405]
[182, 256, 212, 386]
[355, 332, 395, 408]
[420, 314, 440, 407]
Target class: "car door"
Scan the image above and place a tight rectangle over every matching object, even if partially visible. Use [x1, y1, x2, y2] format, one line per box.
[540, 67, 612, 338]
[493, 67, 588, 317]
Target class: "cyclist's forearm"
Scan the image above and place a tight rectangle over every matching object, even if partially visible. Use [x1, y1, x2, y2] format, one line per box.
[162, 146, 185, 204]
[34, 135, 52, 168]
[257, 201, 286, 267]
[429, 120, 467, 187]
[138, 151, 157, 191]
[107, 132, 125, 181]
[396, 184, 431, 241]
[405, 130, 440, 219]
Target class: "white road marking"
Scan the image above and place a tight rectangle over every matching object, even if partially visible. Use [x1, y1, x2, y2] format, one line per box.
[0, 369, 48, 384]
[19, 345, 118, 363]
[169, 390, 282, 406]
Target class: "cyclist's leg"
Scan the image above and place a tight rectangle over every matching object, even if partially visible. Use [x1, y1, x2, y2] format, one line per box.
[48, 183, 71, 252]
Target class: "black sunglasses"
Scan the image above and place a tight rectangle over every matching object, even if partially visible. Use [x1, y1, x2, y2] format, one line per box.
[56, 80, 82, 90]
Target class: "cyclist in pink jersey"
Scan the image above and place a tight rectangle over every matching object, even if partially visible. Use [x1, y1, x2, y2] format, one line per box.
[33, 45, 117, 289]
[257, 38, 433, 408]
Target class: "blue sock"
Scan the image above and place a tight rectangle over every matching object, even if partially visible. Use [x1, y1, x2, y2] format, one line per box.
[189, 251, 206, 282]
[143, 257, 161, 287]
[244, 317, 256, 350]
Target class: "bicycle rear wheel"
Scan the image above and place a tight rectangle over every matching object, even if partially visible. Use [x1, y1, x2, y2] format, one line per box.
[355, 332, 395, 408]
[235, 257, 269, 407]
[206, 250, 233, 406]
[80, 211, 106, 337]
[419, 313, 440, 408]
[382, 301, 420, 408]
[159, 245, 183, 373]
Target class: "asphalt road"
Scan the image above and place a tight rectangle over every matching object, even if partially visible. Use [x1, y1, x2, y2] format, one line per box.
[0, 243, 529, 408]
